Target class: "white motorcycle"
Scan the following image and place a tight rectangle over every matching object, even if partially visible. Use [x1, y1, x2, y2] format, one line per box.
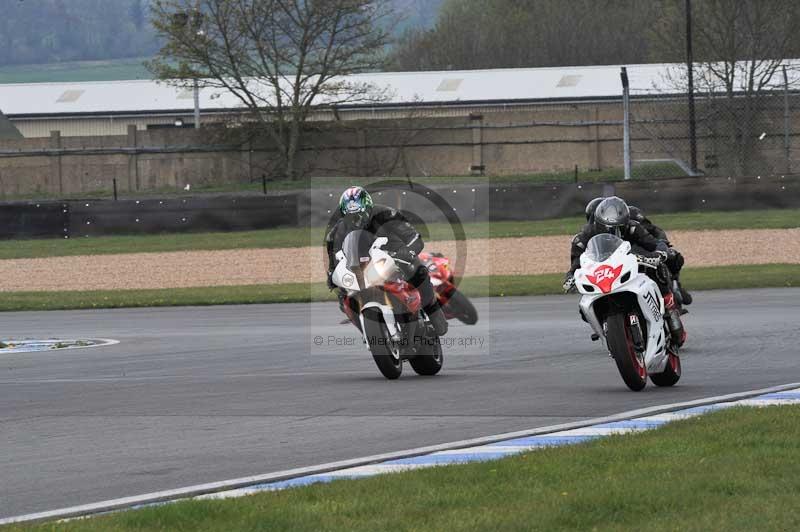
[331, 230, 444, 380]
[573, 233, 683, 391]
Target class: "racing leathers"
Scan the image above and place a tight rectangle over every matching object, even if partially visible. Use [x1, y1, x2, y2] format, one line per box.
[566, 220, 668, 284]
[325, 205, 448, 336]
[629, 207, 691, 305]
[565, 221, 686, 346]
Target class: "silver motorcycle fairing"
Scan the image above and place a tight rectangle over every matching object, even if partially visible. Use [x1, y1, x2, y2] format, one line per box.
[331, 237, 399, 295]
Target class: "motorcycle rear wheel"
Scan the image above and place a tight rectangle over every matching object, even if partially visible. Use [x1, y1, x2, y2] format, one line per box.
[445, 289, 478, 325]
[605, 313, 647, 391]
[650, 350, 681, 387]
[362, 309, 403, 380]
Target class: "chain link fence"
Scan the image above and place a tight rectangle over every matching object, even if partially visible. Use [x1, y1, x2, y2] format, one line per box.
[626, 63, 800, 179]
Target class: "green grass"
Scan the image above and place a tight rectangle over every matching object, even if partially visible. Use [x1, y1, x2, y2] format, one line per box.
[8, 404, 800, 531]
[0, 58, 152, 84]
[0, 264, 796, 312]
[1, 208, 798, 260]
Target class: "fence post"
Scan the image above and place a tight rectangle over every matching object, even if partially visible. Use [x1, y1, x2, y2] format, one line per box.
[193, 78, 201, 129]
[470, 113, 484, 176]
[620, 67, 632, 180]
[685, 0, 698, 173]
[783, 65, 791, 175]
[127, 125, 139, 191]
[49, 130, 63, 195]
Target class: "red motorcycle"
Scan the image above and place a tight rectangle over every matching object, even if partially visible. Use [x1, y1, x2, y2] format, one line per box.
[419, 252, 478, 325]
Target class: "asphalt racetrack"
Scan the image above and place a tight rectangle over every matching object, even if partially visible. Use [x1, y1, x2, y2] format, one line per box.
[2, 288, 799, 518]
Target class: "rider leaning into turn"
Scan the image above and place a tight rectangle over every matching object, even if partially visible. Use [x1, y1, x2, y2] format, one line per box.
[628, 205, 692, 306]
[581, 197, 692, 306]
[325, 186, 449, 336]
[564, 196, 686, 346]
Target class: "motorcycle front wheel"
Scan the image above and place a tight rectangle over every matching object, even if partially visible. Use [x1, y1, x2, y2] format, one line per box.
[605, 313, 647, 391]
[362, 308, 403, 380]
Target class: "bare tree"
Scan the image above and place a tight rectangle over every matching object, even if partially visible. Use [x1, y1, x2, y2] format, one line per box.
[652, 0, 800, 175]
[149, 0, 392, 179]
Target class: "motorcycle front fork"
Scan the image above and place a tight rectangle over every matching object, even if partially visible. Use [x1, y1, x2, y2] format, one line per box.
[628, 314, 645, 352]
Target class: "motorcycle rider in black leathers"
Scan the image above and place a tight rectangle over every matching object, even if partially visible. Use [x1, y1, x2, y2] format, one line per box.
[563, 196, 686, 347]
[325, 186, 448, 336]
[628, 205, 692, 306]
[583, 198, 692, 306]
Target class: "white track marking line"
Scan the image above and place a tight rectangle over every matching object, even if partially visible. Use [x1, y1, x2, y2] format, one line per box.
[3, 381, 799, 526]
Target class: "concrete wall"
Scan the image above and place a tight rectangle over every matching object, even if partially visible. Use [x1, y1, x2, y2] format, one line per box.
[1, 98, 797, 198]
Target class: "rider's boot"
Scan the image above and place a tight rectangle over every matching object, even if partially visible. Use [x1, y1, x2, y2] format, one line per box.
[664, 292, 686, 347]
[672, 274, 692, 306]
[426, 303, 449, 337]
[679, 283, 693, 306]
[418, 276, 448, 336]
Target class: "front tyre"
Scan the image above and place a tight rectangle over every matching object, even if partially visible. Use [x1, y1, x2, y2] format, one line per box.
[409, 332, 444, 376]
[362, 309, 402, 380]
[445, 290, 478, 325]
[650, 350, 681, 387]
[605, 313, 647, 391]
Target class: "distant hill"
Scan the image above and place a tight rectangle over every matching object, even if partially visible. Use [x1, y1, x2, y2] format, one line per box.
[0, 57, 152, 85]
[0, 0, 157, 67]
[391, 0, 445, 30]
[0, 0, 446, 84]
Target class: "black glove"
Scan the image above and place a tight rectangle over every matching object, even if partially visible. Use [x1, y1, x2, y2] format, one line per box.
[667, 247, 679, 261]
[326, 271, 336, 290]
[562, 276, 576, 293]
[636, 254, 661, 268]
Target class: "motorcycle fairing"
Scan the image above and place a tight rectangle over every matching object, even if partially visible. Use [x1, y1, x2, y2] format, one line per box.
[575, 242, 669, 374]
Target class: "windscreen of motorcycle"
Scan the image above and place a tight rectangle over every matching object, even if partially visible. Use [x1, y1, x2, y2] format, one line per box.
[341, 230, 376, 270]
[585, 233, 625, 262]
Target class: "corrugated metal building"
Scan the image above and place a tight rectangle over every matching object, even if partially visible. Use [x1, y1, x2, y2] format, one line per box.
[1, 62, 796, 138]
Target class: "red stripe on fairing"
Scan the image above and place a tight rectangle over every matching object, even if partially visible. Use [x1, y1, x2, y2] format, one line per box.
[586, 264, 623, 294]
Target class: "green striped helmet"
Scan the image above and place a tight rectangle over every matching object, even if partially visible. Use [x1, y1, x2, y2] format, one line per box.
[339, 186, 373, 215]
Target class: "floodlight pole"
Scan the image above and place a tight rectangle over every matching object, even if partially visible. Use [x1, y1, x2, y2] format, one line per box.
[686, 0, 697, 174]
[621, 67, 632, 180]
[193, 78, 201, 129]
[784, 65, 791, 174]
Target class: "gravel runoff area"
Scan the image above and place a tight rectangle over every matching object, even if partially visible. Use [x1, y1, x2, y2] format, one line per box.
[0, 229, 796, 292]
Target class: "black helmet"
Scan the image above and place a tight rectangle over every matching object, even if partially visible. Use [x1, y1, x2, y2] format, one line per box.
[628, 205, 645, 223]
[585, 197, 604, 222]
[594, 196, 630, 237]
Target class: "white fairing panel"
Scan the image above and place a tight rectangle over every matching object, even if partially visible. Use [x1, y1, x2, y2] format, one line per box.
[359, 302, 400, 341]
[574, 240, 669, 374]
[330, 237, 398, 296]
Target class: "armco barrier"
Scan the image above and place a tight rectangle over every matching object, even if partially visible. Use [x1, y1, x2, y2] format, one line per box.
[0, 202, 68, 239]
[1, 175, 797, 239]
[300, 175, 800, 227]
[67, 195, 298, 238]
[0, 195, 298, 239]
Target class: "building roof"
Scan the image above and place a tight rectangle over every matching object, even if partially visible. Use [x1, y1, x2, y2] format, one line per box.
[1, 61, 798, 118]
